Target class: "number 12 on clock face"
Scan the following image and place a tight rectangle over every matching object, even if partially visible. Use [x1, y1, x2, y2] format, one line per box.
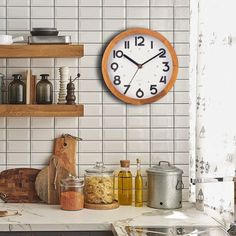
[102, 28, 178, 105]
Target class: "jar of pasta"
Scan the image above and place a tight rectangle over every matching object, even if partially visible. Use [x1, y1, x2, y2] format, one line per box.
[84, 162, 117, 209]
[60, 175, 84, 211]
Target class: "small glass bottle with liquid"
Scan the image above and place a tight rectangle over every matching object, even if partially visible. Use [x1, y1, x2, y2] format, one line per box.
[36, 74, 53, 104]
[135, 158, 143, 207]
[118, 160, 132, 205]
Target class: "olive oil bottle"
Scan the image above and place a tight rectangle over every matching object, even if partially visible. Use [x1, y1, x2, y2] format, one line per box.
[118, 160, 132, 205]
[135, 159, 143, 207]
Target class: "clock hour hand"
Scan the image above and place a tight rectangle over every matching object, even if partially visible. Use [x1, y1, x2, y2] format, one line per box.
[123, 54, 142, 68]
[141, 52, 162, 67]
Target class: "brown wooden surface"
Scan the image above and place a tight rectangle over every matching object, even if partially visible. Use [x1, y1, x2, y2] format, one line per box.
[0, 104, 84, 117]
[35, 166, 49, 203]
[30, 75, 36, 104]
[48, 155, 70, 204]
[84, 201, 119, 210]
[0, 44, 84, 58]
[0, 168, 41, 203]
[53, 136, 77, 176]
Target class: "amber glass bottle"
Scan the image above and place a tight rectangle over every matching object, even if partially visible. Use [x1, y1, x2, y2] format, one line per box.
[118, 160, 132, 205]
[135, 159, 143, 207]
[36, 74, 53, 104]
[8, 74, 25, 104]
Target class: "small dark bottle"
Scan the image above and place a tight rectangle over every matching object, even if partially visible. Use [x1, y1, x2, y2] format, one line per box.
[36, 74, 53, 104]
[8, 74, 26, 104]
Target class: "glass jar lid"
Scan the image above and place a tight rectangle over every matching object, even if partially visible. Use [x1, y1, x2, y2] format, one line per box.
[85, 162, 114, 174]
[60, 174, 84, 187]
[147, 161, 183, 175]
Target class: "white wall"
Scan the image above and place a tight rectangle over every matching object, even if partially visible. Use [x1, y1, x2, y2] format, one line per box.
[0, 0, 190, 201]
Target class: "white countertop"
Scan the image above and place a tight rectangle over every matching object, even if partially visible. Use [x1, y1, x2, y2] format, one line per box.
[0, 202, 220, 235]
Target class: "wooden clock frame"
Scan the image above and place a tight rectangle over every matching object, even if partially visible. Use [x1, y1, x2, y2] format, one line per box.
[101, 28, 179, 105]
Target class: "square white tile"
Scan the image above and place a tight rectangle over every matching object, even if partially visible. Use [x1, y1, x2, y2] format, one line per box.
[0, 153, 6, 164]
[127, 7, 149, 18]
[31, 153, 51, 165]
[127, 141, 150, 153]
[7, 118, 30, 128]
[103, 141, 126, 153]
[79, 129, 102, 141]
[7, 141, 30, 153]
[127, 129, 150, 141]
[31, 117, 54, 128]
[55, 117, 78, 128]
[79, 7, 102, 18]
[103, 104, 126, 116]
[7, 0, 29, 6]
[31, 129, 54, 141]
[56, 0, 78, 6]
[31, 141, 54, 153]
[79, 117, 102, 129]
[103, 129, 126, 140]
[31, 0, 54, 6]
[7, 129, 30, 140]
[55, 7, 78, 18]
[127, 117, 150, 128]
[7, 153, 30, 165]
[103, 117, 126, 128]
[79, 141, 102, 152]
[103, 7, 125, 18]
[31, 7, 53, 18]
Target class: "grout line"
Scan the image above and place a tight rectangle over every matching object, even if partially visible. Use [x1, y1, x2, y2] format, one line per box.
[149, 0, 152, 167]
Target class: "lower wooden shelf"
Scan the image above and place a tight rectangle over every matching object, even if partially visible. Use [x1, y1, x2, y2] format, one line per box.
[0, 104, 84, 117]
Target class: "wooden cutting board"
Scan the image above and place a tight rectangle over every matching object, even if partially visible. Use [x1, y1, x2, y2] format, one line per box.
[0, 168, 41, 203]
[53, 135, 77, 176]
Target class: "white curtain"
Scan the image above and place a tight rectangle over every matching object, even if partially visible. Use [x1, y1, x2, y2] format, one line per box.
[189, 0, 235, 227]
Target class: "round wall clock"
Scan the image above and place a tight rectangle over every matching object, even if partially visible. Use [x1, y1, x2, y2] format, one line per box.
[102, 28, 178, 105]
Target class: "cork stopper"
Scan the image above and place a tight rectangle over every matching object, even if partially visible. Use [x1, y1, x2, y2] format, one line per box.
[120, 160, 130, 168]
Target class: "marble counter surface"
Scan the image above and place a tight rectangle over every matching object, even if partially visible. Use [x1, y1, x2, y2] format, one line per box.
[0, 202, 220, 235]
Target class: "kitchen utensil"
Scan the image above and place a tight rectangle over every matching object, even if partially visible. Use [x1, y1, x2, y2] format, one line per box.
[60, 175, 84, 211]
[35, 166, 49, 203]
[0, 35, 24, 45]
[28, 36, 71, 44]
[84, 162, 119, 209]
[146, 161, 184, 209]
[30, 28, 59, 36]
[53, 134, 77, 176]
[0, 210, 19, 217]
[0, 168, 41, 203]
[48, 155, 71, 204]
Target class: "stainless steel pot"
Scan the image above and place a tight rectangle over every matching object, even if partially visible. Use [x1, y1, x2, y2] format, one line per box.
[146, 161, 184, 209]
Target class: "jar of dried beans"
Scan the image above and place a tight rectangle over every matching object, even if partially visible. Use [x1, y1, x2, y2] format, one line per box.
[60, 175, 84, 211]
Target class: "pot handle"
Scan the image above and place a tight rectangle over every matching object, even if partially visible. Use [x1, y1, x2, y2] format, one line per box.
[158, 161, 171, 166]
[0, 192, 7, 202]
[176, 180, 184, 190]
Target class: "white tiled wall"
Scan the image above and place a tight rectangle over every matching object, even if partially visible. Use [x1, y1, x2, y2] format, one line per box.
[0, 0, 190, 201]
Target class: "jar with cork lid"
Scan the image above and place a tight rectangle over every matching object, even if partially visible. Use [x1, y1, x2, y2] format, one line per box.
[118, 160, 133, 205]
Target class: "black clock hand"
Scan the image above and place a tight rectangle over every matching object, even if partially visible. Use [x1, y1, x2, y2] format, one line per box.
[123, 54, 142, 68]
[141, 51, 162, 67]
[128, 67, 140, 85]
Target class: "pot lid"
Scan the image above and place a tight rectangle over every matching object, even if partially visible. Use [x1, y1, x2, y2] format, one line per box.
[60, 174, 84, 187]
[147, 161, 183, 175]
[85, 162, 114, 174]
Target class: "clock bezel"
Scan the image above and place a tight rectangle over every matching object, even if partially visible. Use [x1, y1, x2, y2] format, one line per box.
[101, 28, 178, 105]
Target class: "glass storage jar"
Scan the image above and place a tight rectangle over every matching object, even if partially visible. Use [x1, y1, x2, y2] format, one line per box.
[36, 74, 53, 104]
[60, 175, 84, 211]
[8, 74, 26, 104]
[84, 162, 114, 205]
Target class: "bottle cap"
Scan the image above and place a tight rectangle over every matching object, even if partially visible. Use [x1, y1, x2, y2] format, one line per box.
[120, 160, 130, 167]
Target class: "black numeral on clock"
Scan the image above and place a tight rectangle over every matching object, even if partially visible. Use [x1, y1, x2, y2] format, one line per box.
[124, 84, 131, 94]
[113, 50, 123, 58]
[111, 62, 119, 72]
[151, 41, 154, 49]
[124, 41, 130, 49]
[113, 75, 121, 85]
[162, 62, 170, 72]
[136, 88, 144, 98]
[135, 36, 145, 46]
[159, 76, 167, 84]
[158, 48, 166, 58]
[150, 85, 158, 95]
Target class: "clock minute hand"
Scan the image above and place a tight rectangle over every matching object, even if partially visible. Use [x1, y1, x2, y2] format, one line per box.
[141, 52, 161, 67]
[123, 54, 142, 68]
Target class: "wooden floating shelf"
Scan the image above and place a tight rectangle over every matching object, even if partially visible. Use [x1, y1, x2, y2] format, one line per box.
[0, 104, 84, 117]
[0, 44, 84, 58]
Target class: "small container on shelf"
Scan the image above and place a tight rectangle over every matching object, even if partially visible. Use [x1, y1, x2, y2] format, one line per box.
[36, 74, 53, 104]
[84, 162, 119, 209]
[8, 74, 26, 104]
[60, 175, 84, 211]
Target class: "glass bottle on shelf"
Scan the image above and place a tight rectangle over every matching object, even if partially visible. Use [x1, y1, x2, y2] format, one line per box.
[36, 74, 53, 104]
[8, 74, 26, 104]
[135, 158, 143, 207]
[118, 160, 132, 205]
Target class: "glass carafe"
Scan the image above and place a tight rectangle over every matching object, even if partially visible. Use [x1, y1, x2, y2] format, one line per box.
[36, 74, 53, 104]
[8, 74, 26, 104]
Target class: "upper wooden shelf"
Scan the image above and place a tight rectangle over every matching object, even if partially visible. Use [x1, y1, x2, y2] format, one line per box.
[0, 44, 84, 58]
[0, 104, 84, 117]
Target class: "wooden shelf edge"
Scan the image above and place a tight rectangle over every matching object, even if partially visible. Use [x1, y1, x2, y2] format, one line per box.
[0, 104, 84, 117]
[0, 44, 84, 58]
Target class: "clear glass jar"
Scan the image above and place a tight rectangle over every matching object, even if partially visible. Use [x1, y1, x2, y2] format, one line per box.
[84, 162, 114, 204]
[60, 175, 84, 211]
[36, 74, 53, 104]
[8, 74, 26, 104]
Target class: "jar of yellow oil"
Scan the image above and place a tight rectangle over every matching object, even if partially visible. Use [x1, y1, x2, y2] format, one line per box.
[118, 160, 132, 205]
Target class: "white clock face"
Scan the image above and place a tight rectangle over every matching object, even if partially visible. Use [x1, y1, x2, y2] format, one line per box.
[106, 33, 175, 101]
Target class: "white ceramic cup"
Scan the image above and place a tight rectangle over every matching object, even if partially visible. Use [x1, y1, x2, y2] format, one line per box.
[0, 35, 24, 45]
